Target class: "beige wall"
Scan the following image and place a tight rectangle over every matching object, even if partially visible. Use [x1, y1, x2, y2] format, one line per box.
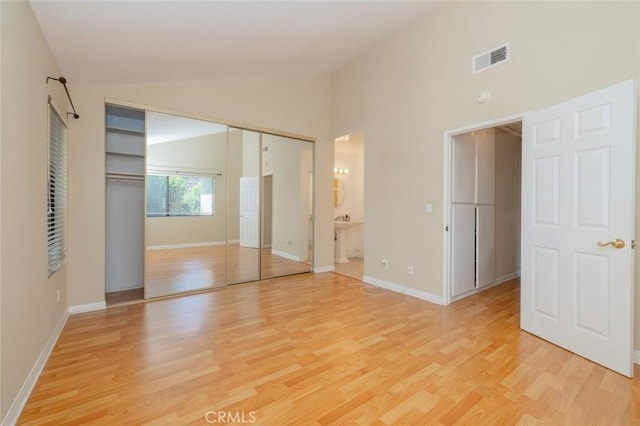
[0, 1, 69, 418]
[331, 1, 640, 344]
[68, 76, 332, 306]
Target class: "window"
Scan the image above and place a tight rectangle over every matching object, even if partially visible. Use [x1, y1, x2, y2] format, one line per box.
[48, 103, 67, 275]
[146, 175, 214, 216]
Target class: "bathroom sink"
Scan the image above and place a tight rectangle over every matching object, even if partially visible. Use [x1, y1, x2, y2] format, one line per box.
[334, 221, 362, 263]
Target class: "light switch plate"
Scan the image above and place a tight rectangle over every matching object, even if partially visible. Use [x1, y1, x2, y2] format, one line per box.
[425, 203, 433, 214]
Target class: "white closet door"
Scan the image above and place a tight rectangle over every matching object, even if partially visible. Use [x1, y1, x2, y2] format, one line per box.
[239, 176, 259, 248]
[451, 204, 476, 297]
[452, 133, 476, 203]
[476, 129, 495, 204]
[476, 205, 495, 288]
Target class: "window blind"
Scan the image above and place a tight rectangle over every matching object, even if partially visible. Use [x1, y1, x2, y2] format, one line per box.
[48, 103, 67, 275]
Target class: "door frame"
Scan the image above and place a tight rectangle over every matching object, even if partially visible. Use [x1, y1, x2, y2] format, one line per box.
[261, 171, 274, 251]
[442, 112, 526, 306]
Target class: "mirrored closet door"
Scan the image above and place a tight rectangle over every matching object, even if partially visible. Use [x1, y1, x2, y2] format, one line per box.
[105, 104, 314, 302]
[144, 111, 229, 298]
[261, 134, 314, 279]
[227, 128, 261, 284]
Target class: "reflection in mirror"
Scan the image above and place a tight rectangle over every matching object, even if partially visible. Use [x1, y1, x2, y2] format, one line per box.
[145, 111, 228, 298]
[334, 178, 345, 207]
[261, 134, 314, 279]
[227, 128, 260, 284]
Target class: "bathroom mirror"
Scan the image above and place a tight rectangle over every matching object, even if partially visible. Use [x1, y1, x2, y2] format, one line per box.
[261, 134, 314, 279]
[144, 111, 228, 298]
[334, 178, 345, 207]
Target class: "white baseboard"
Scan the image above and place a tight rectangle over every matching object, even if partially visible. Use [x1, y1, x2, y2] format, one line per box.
[272, 249, 301, 262]
[68, 301, 106, 314]
[493, 272, 520, 286]
[314, 265, 335, 273]
[146, 241, 226, 250]
[362, 275, 444, 305]
[450, 273, 520, 304]
[404, 286, 445, 305]
[2, 309, 69, 426]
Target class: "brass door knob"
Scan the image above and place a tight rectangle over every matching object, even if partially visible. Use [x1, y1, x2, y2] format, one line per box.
[597, 239, 625, 249]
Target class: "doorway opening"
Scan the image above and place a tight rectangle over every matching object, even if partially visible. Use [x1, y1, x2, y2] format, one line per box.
[444, 117, 523, 305]
[333, 132, 365, 280]
[443, 81, 636, 377]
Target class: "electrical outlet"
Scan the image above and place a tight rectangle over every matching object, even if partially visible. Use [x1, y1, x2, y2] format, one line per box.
[407, 266, 414, 275]
[381, 259, 389, 269]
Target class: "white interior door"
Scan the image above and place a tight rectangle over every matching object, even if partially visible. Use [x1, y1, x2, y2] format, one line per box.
[239, 176, 259, 248]
[521, 80, 636, 377]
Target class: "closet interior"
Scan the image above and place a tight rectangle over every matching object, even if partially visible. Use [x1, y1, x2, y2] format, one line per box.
[105, 106, 145, 298]
[105, 104, 314, 304]
[449, 124, 522, 300]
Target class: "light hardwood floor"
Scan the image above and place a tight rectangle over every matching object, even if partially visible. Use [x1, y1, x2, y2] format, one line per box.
[142, 244, 312, 299]
[21, 275, 640, 424]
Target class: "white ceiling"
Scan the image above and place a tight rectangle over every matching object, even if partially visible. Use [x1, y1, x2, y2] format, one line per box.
[30, 1, 438, 87]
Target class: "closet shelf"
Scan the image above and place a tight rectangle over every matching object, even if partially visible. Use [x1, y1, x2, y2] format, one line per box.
[106, 150, 145, 158]
[106, 126, 145, 137]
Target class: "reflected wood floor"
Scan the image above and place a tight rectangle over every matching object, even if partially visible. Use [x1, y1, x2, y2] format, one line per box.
[144, 244, 311, 298]
[20, 275, 640, 425]
[334, 256, 364, 280]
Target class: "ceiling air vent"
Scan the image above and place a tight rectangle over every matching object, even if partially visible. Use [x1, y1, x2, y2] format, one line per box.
[472, 43, 510, 74]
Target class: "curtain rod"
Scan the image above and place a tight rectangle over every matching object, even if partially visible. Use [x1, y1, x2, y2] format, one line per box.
[46, 76, 79, 119]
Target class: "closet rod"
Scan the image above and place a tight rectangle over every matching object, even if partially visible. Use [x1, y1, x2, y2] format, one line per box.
[106, 174, 145, 182]
[147, 168, 223, 177]
[46, 76, 80, 119]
